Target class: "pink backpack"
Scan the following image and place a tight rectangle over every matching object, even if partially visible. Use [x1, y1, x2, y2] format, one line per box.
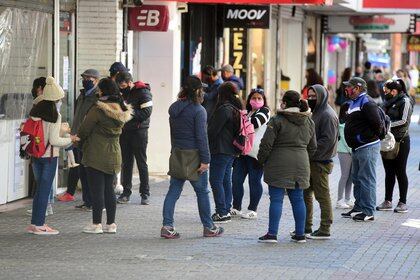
[233, 109, 255, 155]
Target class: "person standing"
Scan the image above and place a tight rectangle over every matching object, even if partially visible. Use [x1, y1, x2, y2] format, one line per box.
[219, 65, 244, 90]
[376, 79, 413, 213]
[109, 62, 128, 82]
[305, 85, 338, 240]
[336, 102, 353, 209]
[72, 69, 100, 211]
[257, 91, 317, 243]
[231, 88, 270, 220]
[78, 78, 132, 234]
[161, 76, 224, 239]
[201, 65, 223, 118]
[208, 82, 242, 223]
[116, 72, 152, 205]
[301, 69, 324, 100]
[335, 68, 352, 107]
[26, 77, 74, 235]
[341, 77, 382, 222]
[362, 61, 374, 82]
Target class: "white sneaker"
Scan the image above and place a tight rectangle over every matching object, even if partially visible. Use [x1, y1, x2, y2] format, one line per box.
[83, 224, 103, 234]
[46, 204, 53, 215]
[241, 211, 258, 219]
[26, 208, 49, 216]
[229, 208, 242, 218]
[336, 200, 350, 209]
[345, 199, 354, 207]
[103, 223, 117, 234]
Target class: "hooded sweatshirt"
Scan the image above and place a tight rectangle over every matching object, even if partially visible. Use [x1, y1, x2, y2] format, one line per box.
[225, 75, 244, 90]
[257, 108, 317, 189]
[169, 99, 210, 164]
[309, 85, 339, 162]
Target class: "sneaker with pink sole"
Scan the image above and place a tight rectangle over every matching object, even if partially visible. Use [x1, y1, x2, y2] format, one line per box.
[32, 225, 59, 235]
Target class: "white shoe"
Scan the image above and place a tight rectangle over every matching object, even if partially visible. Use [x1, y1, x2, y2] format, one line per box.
[46, 204, 53, 215]
[336, 200, 350, 209]
[229, 208, 242, 218]
[69, 163, 80, 168]
[241, 211, 258, 219]
[345, 199, 354, 207]
[26, 208, 50, 216]
[103, 223, 117, 234]
[83, 224, 103, 234]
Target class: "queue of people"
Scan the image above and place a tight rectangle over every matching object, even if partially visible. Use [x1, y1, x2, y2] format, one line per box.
[23, 62, 414, 242]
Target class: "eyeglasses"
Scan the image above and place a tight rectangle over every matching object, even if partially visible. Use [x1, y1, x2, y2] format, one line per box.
[251, 88, 264, 94]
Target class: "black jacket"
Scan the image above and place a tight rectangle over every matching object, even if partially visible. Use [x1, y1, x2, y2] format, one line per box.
[123, 81, 153, 130]
[208, 103, 240, 156]
[382, 93, 413, 141]
[344, 93, 382, 150]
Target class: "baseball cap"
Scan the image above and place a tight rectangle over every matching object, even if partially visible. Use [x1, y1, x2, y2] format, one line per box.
[343, 77, 367, 89]
[109, 62, 129, 74]
[183, 75, 207, 91]
[218, 64, 234, 73]
[81, 69, 100, 79]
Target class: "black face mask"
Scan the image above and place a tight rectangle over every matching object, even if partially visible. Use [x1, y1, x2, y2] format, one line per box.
[308, 99, 317, 112]
[120, 87, 130, 96]
[385, 93, 394, 100]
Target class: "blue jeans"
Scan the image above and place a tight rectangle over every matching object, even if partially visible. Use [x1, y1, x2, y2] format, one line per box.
[232, 156, 263, 212]
[352, 143, 380, 216]
[209, 154, 235, 216]
[163, 171, 213, 229]
[268, 185, 306, 236]
[31, 157, 58, 226]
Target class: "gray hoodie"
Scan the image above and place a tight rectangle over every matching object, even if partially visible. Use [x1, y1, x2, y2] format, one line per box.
[310, 85, 339, 162]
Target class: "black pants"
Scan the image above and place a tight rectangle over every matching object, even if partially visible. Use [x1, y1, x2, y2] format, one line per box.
[85, 167, 116, 225]
[120, 129, 149, 198]
[382, 136, 410, 204]
[66, 148, 80, 196]
[75, 148, 92, 206]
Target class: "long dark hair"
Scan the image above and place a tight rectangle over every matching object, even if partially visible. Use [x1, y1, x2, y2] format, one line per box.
[178, 88, 204, 104]
[305, 68, 324, 87]
[340, 68, 352, 84]
[29, 100, 59, 123]
[282, 90, 309, 112]
[98, 78, 128, 111]
[215, 82, 243, 110]
[245, 88, 268, 112]
[384, 79, 407, 94]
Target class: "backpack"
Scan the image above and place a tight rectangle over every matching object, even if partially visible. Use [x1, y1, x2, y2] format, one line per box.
[232, 109, 255, 155]
[19, 118, 49, 159]
[377, 106, 391, 140]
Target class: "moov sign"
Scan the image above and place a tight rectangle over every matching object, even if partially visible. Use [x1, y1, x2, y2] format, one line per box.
[224, 5, 270, 29]
[326, 15, 412, 34]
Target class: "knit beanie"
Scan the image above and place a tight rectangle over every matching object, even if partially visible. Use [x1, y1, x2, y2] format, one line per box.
[42, 76, 65, 101]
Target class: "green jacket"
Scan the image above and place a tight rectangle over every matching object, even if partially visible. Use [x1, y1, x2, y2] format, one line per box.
[257, 108, 317, 189]
[78, 101, 132, 175]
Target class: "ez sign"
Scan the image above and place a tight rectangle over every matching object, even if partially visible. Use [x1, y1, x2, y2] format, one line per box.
[128, 5, 169, 32]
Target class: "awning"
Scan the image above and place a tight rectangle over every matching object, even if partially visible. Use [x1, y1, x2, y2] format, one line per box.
[166, 0, 330, 4]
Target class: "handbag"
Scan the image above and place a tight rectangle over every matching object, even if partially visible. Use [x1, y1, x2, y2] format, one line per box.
[167, 147, 201, 181]
[381, 130, 407, 160]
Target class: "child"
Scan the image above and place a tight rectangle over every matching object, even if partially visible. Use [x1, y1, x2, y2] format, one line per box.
[61, 122, 79, 168]
[336, 102, 353, 209]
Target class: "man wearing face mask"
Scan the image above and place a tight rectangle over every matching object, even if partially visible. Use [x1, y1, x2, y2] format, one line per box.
[341, 77, 382, 222]
[116, 72, 153, 205]
[71, 69, 100, 210]
[304, 85, 338, 240]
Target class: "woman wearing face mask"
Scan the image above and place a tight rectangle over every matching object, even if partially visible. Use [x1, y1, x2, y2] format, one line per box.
[231, 88, 270, 220]
[376, 79, 413, 213]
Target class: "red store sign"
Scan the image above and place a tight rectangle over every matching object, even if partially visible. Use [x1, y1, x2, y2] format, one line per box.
[128, 5, 169, 32]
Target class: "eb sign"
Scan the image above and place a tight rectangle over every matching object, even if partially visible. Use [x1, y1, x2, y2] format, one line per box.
[129, 5, 169, 32]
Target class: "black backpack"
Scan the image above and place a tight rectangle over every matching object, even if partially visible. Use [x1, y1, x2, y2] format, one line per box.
[377, 106, 391, 140]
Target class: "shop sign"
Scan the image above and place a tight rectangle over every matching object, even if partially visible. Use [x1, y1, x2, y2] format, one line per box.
[362, 0, 420, 9]
[229, 28, 247, 92]
[326, 15, 411, 33]
[224, 5, 270, 29]
[128, 5, 169, 32]
[407, 35, 420, 52]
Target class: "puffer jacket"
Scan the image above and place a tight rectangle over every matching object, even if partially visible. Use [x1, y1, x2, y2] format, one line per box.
[258, 108, 317, 189]
[382, 93, 413, 141]
[123, 81, 153, 130]
[78, 100, 132, 174]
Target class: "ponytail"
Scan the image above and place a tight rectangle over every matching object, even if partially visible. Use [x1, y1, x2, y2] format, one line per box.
[299, 99, 309, 112]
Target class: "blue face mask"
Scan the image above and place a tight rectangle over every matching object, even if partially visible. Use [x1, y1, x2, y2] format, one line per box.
[82, 79, 95, 91]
